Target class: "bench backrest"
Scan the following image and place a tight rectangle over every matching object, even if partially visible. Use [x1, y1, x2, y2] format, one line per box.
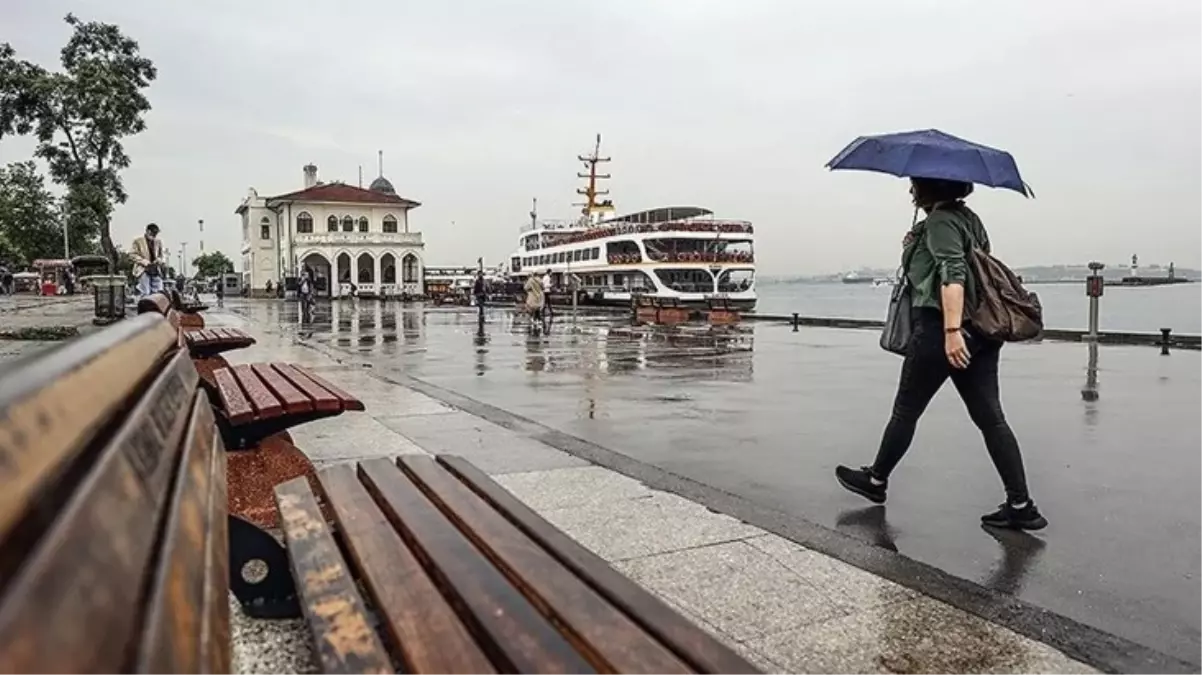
[0, 313, 230, 672]
[137, 292, 187, 347]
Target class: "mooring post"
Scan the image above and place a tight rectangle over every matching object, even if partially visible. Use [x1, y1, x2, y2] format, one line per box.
[1084, 261, 1105, 341]
[1160, 328, 1171, 355]
[792, 312, 799, 332]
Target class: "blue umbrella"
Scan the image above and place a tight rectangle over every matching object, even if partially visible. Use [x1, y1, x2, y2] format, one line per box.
[825, 129, 1032, 197]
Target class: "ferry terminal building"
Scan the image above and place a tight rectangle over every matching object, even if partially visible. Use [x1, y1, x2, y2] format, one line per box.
[236, 164, 424, 297]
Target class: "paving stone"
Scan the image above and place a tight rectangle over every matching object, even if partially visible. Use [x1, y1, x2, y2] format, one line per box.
[494, 466, 654, 511]
[613, 540, 845, 642]
[379, 412, 587, 474]
[288, 413, 429, 463]
[747, 594, 1099, 674]
[744, 533, 917, 613]
[541, 492, 759, 562]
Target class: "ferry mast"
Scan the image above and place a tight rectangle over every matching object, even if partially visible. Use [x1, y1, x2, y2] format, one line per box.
[573, 133, 612, 223]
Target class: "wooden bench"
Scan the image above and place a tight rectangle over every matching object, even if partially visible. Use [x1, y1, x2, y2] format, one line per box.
[275, 454, 760, 674]
[0, 313, 308, 671]
[139, 292, 254, 352]
[208, 362, 365, 449]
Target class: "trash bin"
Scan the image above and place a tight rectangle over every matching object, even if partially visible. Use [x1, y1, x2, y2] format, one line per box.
[92, 275, 127, 325]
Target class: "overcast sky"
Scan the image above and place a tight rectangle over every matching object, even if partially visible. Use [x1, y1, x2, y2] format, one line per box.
[1, 0, 1199, 275]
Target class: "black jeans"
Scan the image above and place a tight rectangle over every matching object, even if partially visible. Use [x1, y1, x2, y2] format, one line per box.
[871, 308, 1031, 504]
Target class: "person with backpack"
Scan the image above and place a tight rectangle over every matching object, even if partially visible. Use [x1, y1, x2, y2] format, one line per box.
[835, 177, 1047, 530]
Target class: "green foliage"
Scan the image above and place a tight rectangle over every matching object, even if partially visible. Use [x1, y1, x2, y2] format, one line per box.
[0, 14, 156, 263]
[0, 161, 62, 265]
[192, 251, 235, 278]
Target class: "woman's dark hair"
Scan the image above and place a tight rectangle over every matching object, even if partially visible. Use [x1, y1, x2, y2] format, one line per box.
[910, 177, 973, 208]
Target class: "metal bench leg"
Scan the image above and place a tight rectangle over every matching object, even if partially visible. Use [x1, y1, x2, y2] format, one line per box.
[228, 514, 301, 619]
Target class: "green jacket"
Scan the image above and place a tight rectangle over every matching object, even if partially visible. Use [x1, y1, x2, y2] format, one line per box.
[903, 202, 989, 310]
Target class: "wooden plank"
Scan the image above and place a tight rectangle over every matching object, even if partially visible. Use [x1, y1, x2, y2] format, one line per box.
[252, 363, 312, 414]
[359, 458, 594, 674]
[438, 455, 761, 674]
[293, 366, 366, 411]
[135, 395, 222, 673]
[0, 313, 176, 548]
[136, 292, 172, 316]
[231, 364, 285, 420]
[274, 476, 393, 675]
[213, 368, 254, 425]
[401, 455, 693, 674]
[273, 364, 340, 412]
[318, 463, 495, 674]
[0, 352, 199, 673]
[203, 425, 231, 674]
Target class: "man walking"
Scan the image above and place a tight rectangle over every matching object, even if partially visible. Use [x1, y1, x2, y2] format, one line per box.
[130, 223, 165, 298]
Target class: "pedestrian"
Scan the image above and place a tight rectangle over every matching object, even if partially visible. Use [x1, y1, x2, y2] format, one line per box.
[473, 270, 487, 306]
[130, 223, 166, 298]
[215, 275, 225, 307]
[265, 279, 274, 297]
[835, 177, 1046, 530]
[298, 264, 315, 318]
[541, 269, 554, 321]
[523, 273, 545, 327]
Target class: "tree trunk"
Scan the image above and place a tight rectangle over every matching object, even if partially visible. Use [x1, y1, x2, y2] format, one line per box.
[100, 222, 116, 270]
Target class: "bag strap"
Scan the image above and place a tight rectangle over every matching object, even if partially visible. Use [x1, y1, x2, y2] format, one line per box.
[896, 207, 923, 284]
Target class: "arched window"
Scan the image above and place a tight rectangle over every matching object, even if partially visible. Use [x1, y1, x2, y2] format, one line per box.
[381, 253, 396, 283]
[259, 216, 271, 240]
[327, 215, 338, 232]
[402, 254, 419, 283]
[358, 216, 369, 233]
[296, 212, 313, 234]
[341, 215, 354, 232]
[382, 214, 398, 234]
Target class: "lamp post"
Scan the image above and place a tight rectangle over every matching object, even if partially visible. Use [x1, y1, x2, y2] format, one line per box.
[1084, 261, 1105, 341]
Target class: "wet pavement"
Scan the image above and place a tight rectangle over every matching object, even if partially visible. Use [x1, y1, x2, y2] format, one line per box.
[232, 298, 1201, 666]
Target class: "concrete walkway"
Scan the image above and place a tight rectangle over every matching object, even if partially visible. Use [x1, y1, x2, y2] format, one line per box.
[210, 307, 1100, 674]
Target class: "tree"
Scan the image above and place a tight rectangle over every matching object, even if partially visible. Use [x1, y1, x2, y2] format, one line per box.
[193, 251, 234, 278]
[0, 44, 39, 141]
[0, 161, 62, 265]
[0, 15, 156, 264]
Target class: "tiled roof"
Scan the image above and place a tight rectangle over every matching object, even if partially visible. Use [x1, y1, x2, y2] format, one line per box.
[268, 183, 420, 208]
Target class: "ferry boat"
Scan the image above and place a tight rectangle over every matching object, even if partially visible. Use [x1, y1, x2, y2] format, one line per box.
[506, 135, 756, 310]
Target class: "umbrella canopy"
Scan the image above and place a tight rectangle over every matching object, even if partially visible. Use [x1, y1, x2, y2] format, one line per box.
[825, 129, 1032, 197]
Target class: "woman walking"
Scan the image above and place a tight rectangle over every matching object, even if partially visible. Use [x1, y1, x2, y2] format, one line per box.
[835, 177, 1046, 530]
[523, 272, 546, 329]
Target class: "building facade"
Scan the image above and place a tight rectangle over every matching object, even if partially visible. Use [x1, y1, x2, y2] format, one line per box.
[236, 164, 424, 297]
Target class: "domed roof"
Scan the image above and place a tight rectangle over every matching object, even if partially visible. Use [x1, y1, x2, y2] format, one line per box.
[369, 175, 396, 195]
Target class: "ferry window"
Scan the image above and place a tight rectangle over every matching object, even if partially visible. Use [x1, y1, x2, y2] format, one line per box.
[573, 249, 582, 262]
[557, 252, 565, 263]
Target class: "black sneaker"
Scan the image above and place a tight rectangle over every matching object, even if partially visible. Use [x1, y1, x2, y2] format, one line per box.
[835, 465, 887, 504]
[981, 502, 1048, 531]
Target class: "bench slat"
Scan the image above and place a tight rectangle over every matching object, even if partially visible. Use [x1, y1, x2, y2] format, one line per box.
[274, 364, 340, 412]
[438, 455, 761, 674]
[0, 352, 199, 673]
[232, 364, 285, 419]
[401, 455, 694, 674]
[252, 363, 313, 413]
[213, 368, 255, 425]
[0, 313, 176, 552]
[294, 366, 366, 412]
[319, 464, 496, 674]
[204, 434, 231, 674]
[135, 395, 229, 673]
[275, 477, 393, 675]
[360, 458, 594, 674]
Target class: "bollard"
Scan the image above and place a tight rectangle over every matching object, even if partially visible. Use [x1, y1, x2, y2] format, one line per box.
[792, 312, 799, 332]
[1160, 328, 1171, 355]
[1084, 261, 1105, 341]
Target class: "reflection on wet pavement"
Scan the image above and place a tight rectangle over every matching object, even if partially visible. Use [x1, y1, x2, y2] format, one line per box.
[234, 298, 1201, 664]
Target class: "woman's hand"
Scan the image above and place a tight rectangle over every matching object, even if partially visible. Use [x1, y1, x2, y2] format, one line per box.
[945, 329, 971, 369]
